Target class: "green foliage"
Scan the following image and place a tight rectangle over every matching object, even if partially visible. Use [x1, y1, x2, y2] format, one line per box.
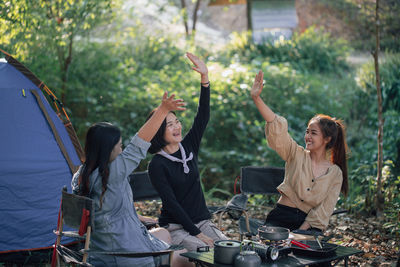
[381, 55, 400, 112]
[0, 0, 121, 107]
[345, 55, 400, 231]
[320, 0, 400, 52]
[1, 21, 361, 196]
[354, 54, 400, 173]
[219, 27, 350, 74]
[2, 1, 399, 233]
[347, 160, 400, 235]
[383, 198, 400, 236]
[0, 0, 120, 60]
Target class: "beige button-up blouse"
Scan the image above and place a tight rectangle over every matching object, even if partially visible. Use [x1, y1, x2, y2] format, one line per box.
[265, 115, 343, 230]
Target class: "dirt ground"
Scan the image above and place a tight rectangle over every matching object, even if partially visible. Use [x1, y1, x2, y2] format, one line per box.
[137, 199, 399, 267]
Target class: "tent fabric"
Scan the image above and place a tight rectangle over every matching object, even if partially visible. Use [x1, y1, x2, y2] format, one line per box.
[0, 54, 81, 253]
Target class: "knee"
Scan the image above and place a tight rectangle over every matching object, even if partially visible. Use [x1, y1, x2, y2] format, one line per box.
[158, 228, 172, 244]
[150, 227, 172, 244]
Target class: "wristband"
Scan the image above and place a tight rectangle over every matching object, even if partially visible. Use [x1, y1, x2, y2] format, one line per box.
[201, 81, 210, 86]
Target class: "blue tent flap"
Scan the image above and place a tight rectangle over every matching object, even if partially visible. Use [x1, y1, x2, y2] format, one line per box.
[0, 55, 82, 253]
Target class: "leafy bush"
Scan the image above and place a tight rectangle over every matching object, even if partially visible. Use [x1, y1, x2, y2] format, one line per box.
[321, 0, 400, 53]
[354, 54, 400, 174]
[219, 27, 350, 74]
[6, 18, 397, 227]
[347, 54, 400, 229]
[13, 27, 359, 196]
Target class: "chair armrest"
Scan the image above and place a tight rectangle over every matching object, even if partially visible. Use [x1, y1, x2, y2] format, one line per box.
[207, 206, 221, 214]
[86, 249, 173, 258]
[332, 208, 347, 215]
[53, 230, 86, 239]
[214, 194, 248, 214]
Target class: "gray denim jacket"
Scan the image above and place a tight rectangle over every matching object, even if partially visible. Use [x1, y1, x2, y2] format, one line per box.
[72, 134, 167, 266]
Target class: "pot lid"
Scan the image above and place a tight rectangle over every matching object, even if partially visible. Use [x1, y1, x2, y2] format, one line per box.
[258, 226, 289, 233]
[215, 240, 241, 248]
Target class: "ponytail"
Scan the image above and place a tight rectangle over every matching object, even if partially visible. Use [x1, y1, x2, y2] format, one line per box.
[310, 115, 349, 196]
[331, 120, 348, 196]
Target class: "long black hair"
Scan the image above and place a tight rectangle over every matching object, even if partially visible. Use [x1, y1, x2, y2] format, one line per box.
[309, 114, 349, 196]
[78, 122, 121, 208]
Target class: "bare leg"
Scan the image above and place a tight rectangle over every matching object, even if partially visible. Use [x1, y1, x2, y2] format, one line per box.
[172, 248, 194, 267]
[150, 228, 194, 267]
[150, 227, 172, 244]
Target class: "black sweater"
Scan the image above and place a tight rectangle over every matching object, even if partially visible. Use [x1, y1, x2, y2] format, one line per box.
[148, 85, 210, 236]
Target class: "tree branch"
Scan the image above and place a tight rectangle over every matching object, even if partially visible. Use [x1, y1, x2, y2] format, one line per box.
[180, 0, 189, 36]
[192, 0, 201, 35]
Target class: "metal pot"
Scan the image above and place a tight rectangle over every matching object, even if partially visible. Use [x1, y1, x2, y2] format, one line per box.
[258, 226, 289, 241]
[234, 251, 261, 267]
[214, 240, 241, 265]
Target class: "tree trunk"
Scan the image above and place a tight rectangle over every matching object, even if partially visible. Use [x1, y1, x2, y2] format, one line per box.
[192, 0, 202, 38]
[180, 0, 190, 36]
[373, 0, 385, 217]
[60, 34, 74, 106]
[246, 0, 253, 31]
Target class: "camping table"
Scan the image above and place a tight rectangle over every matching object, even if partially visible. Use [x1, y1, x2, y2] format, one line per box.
[181, 245, 362, 267]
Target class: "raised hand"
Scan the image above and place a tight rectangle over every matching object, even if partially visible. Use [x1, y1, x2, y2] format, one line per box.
[138, 92, 186, 142]
[251, 70, 264, 98]
[186, 52, 208, 76]
[250, 70, 276, 122]
[160, 91, 186, 112]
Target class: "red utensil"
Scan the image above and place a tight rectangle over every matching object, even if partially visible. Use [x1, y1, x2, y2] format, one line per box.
[291, 240, 311, 250]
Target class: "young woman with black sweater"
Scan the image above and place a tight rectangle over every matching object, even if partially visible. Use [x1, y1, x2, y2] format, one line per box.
[147, 52, 227, 251]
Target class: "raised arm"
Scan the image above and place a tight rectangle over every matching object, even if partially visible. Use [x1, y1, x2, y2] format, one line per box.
[185, 52, 211, 153]
[137, 92, 186, 142]
[251, 70, 276, 123]
[109, 93, 186, 183]
[186, 52, 209, 85]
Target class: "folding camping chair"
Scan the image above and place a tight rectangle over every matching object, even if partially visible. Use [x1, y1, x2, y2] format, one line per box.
[216, 166, 347, 240]
[129, 171, 161, 229]
[52, 188, 173, 267]
[129, 171, 160, 202]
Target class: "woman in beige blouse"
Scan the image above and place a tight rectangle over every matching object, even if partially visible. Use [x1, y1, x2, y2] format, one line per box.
[251, 70, 349, 232]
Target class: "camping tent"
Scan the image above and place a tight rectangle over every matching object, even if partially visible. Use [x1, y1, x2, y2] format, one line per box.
[0, 49, 83, 255]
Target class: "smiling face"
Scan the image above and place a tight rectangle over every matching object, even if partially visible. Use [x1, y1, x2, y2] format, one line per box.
[109, 137, 122, 162]
[304, 120, 331, 152]
[163, 112, 182, 145]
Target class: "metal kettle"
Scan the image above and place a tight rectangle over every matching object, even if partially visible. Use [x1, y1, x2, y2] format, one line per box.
[234, 250, 261, 267]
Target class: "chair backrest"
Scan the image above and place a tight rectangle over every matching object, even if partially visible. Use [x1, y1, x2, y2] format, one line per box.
[129, 171, 160, 201]
[240, 166, 285, 195]
[61, 190, 95, 230]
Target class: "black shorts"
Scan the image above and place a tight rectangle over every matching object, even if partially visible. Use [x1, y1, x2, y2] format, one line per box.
[265, 203, 312, 231]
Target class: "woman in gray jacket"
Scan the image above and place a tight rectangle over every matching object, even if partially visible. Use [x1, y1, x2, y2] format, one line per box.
[71, 92, 192, 266]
